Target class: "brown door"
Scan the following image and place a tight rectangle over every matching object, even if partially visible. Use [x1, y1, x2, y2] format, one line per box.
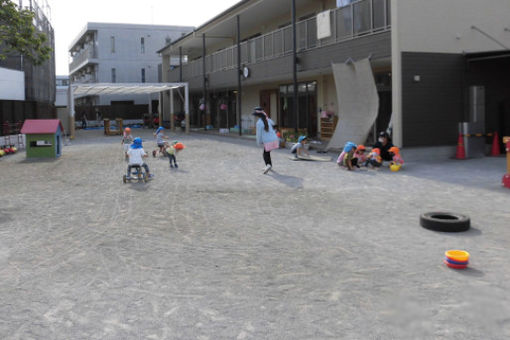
[260, 90, 272, 118]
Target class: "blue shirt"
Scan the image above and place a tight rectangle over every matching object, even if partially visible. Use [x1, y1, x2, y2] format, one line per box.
[255, 118, 278, 146]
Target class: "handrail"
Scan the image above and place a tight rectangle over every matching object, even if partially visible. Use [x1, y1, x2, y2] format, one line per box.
[174, 0, 390, 79]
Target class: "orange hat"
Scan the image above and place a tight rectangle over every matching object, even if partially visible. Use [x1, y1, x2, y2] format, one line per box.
[372, 148, 380, 155]
[389, 146, 400, 154]
[356, 145, 366, 152]
[124, 127, 131, 132]
[174, 142, 185, 150]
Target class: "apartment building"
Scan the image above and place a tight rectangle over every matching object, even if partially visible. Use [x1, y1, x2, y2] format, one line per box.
[160, 0, 510, 149]
[68, 23, 193, 112]
[0, 0, 56, 129]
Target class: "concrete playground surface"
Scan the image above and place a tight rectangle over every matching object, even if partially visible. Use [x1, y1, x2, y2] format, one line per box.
[0, 129, 509, 339]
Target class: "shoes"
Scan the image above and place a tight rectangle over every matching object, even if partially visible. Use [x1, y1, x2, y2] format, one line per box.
[148, 174, 154, 178]
[126, 176, 132, 180]
[263, 164, 272, 174]
[152, 150, 157, 157]
[175, 164, 178, 168]
[170, 164, 174, 168]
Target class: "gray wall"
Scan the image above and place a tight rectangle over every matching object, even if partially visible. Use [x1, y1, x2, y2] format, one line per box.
[401, 52, 465, 147]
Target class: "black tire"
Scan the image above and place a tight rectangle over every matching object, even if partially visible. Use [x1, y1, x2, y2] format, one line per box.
[420, 212, 470, 232]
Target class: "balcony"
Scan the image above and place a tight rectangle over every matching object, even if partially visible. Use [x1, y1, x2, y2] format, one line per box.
[69, 45, 97, 74]
[170, 0, 390, 82]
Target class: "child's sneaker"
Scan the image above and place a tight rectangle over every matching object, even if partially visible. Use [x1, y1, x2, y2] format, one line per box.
[175, 163, 178, 168]
[148, 174, 154, 178]
[152, 150, 157, 157]
[170, 164, 174, 168]
[263, 164, 272, 174]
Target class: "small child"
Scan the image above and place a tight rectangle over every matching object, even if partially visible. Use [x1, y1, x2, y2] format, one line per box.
[127, 137, 153, 179]
[152, 126, 168, 157]
[353, 145, 367, 168]
[337, 141, 357, 166]
[165, 141, 185, 168]
[121, 127, 133, 159]
[388, 146, 404, 166]
[291, 135, 310, 158]
[365, 148, 383, 169]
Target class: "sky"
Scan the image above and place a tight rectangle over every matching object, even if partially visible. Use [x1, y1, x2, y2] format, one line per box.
[44, 0, 240, 75]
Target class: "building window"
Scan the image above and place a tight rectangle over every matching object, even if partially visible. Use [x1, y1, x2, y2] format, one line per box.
[141, 68, 145, 83]
[111, 36, 115, 53]
[141, 37, 145, 54]
[111, 68, 116, 83]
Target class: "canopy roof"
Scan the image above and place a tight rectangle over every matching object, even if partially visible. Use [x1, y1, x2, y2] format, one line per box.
[21, 119, 64, 134]
[71, 83, 187, 96]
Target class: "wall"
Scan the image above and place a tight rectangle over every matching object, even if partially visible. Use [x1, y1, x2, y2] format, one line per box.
[395, 0, 510, 54]
[26, 133, 56, 158]
[401, 52, 465, 147]
[0, 68, 25, 101]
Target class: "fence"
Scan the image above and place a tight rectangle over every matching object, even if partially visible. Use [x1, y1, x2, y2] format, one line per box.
[180, 0, 390, 78]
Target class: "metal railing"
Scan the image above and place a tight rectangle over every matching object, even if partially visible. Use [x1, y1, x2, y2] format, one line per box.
[177, 0, 390, 79]
[69, 45, 97, 72]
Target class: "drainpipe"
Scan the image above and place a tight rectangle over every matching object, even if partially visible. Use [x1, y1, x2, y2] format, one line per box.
[292, 0, 299, 132]
[237, 15, 242, 136]
[202, 33, 207, 128]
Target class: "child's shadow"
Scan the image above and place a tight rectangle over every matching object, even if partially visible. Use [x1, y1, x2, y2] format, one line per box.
[127, 182, 150, 192]
[268, 171, 303, 189]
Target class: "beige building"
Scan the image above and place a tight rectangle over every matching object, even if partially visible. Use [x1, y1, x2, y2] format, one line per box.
[160, 0, 510, 149]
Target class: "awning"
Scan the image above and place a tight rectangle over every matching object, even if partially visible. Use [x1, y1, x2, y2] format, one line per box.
[72, 83, 186, 96]
[465, 50, 510, 63]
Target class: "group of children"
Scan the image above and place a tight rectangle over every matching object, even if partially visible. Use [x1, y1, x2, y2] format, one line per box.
[121, 126, 185, 179]
[336, 141, 404, 171]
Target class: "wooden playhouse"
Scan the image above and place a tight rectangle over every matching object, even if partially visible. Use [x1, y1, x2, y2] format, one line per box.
[20, 119, 64, 159]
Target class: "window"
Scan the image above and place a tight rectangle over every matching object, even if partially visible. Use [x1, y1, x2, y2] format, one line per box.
[110, 36, 115, 53]
[111, 68, 116, 83]
[141, 68, 145, 83]
[141, 37, 145, 54]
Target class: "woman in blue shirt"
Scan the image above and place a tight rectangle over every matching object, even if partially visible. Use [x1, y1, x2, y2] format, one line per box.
[253, 107, 279, 174]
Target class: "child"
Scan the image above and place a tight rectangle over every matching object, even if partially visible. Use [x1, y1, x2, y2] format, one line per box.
[165, 141, 185, 168]
[388, 146, 404, 166]
[127, 137, 153, 179]
[342, 145, 357, 171]
[337, 141, 357, 166]
[152, 126, 168, 157]
[353, 145, 367, 168]
[291, 135, 310, 158]
[365, 148, 383, 169]
[121, 127, 133, 159]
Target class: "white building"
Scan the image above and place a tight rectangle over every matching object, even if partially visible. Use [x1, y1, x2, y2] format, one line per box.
[68, 22, 194, 107]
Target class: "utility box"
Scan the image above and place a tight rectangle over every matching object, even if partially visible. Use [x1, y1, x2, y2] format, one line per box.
[459, 86, 486, 158]
[20, 119, 64, 159]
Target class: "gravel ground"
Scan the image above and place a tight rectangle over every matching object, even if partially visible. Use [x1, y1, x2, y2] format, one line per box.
[0, 128, 509, 340]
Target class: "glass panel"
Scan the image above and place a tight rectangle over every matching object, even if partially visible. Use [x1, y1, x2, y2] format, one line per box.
[386, 0, 391, 25]
[373, 0, 385, 29]
[307, 18, 317, 49]
[298, 83, 307, 93]
[297, 21, 306, 51]
[274, 30, 283, 56]
[336, 6, 352, 39]
[264, 35, 273, 58]
[283, 27, 292, 53]
[255, 37, 263, 61]
[280, 86, 287, 94]
[353, 0, 371, 34]
[307, 82, 316, 92]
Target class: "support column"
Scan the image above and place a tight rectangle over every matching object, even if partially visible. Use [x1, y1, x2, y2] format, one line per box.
[148, 94, 152, 117]
[185, 84, 190, 134]
[158, 92, 162, 128]
[202, 33, 208, 128]
[170, 89, 175, 131]
[68, 85, 75, 139]
[179, 46, 183, 82]
[390, 0, 403, 147]
[292, 0, 299, 132]
[237, 15, 242, 136]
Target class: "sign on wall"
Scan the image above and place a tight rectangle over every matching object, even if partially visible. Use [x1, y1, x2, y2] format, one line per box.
[317, 10, 332, 40]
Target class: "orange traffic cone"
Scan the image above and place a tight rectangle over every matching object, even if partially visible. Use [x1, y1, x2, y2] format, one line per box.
[456, 133, 466, 160]
[490, 131, 501, 156]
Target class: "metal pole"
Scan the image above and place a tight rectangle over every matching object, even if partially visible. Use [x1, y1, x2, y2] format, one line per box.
[68, 85, 75, 139]
[202, 33, 207, 128]
[170, 89, 175, 131]
[179, 46, 183, 82]
[185, 84, 190, 134]
[292, 0, 299, 132]
[237, 15, 242, 136]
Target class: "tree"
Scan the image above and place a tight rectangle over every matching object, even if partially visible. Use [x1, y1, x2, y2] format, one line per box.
[0, 0, 52, 65]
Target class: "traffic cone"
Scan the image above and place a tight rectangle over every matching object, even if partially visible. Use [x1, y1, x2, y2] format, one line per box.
[456, 133, 466, 160]
[490, 131, 501, 156]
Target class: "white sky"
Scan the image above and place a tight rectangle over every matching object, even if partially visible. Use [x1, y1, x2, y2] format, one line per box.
[46, 0, 240, 75]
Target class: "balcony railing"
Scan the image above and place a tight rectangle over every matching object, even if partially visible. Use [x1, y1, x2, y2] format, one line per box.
[69, 45, 97, 73]
[177, 0, 390, 79]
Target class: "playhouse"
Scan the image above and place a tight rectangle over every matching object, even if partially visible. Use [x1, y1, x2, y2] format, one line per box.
[20, 119, 64, 159]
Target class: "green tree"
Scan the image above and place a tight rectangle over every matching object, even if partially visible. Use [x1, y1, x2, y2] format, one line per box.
[0, 0, 52, 65]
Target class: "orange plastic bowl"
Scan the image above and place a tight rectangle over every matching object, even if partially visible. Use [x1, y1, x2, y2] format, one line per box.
[445, 250, 470, 263]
